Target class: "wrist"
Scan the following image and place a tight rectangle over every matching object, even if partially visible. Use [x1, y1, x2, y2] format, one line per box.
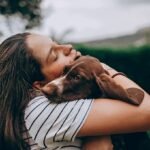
[111, 72, 126, 78]
[101, 63, 118, 76]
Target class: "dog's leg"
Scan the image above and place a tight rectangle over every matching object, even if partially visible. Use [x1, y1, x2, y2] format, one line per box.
[95, 73, 144, 105]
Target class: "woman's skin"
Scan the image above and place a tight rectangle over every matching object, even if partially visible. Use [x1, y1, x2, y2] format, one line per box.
[26, 33, 150, 148]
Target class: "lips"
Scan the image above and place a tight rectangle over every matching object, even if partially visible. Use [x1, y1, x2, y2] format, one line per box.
[74, 55, 81, 60]
[69, 49, 80, 60]
[74, 50, 82, 60]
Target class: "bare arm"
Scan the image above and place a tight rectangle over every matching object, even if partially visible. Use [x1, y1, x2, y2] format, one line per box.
[78, 64, 150, 136]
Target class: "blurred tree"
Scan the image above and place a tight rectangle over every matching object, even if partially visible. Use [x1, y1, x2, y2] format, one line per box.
[0, 0, 42, 29]
[50, 28, 74, 43]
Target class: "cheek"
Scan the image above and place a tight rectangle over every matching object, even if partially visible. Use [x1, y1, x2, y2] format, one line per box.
[41, 66, 61, 81]
[59, 56, 73, 66]
[42, 60, 68, 81]
[49, 64, 65, 80]
[51, 70, 62, 79]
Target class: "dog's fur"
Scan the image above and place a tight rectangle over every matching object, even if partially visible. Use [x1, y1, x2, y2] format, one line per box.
[41, 55, 144, 105]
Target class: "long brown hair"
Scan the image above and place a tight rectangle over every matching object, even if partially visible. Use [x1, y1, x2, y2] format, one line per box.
[0, 33, 44, 149]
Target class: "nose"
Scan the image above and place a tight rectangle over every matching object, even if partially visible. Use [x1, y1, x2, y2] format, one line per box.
[56, 44, 73, 56]
[63, 44, 73, 55]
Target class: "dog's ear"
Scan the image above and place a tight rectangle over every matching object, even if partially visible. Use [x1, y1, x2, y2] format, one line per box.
[63, 64, 72, 74]
[94, 73, 144, 105]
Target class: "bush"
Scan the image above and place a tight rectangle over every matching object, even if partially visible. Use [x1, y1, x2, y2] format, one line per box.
[74, 44, 150, 93]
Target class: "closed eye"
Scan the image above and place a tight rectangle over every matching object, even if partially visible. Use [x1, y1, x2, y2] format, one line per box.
[73, 74, 81, 80]
[54, 53, 58, 61]
[52, 50, 58, 61]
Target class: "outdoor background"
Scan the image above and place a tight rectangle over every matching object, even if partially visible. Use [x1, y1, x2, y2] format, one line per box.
[0, 0, 150, 93]
[0, 0, 150, 149]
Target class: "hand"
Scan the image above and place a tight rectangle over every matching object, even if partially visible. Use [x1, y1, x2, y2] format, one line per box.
[82, 136, 113, 150]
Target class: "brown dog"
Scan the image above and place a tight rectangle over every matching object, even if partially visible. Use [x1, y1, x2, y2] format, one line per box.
[41, 55, 144, 105]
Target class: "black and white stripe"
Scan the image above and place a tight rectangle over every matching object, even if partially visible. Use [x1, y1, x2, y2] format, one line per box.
[53, 100, 79, 142]
[24, 96, 93, 149]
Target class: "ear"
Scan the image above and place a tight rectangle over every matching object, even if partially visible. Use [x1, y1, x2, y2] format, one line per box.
[94, 73, 144, 105]
[32, 81, 46, 90]
[30, 81, 46, 99]
[32, 80, 52, 97]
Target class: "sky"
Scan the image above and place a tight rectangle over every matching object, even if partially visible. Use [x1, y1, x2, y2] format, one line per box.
[36, 0, 150, 42]
[0, 0, 150, 42]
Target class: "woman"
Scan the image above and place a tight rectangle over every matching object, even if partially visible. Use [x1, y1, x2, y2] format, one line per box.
[0, 32, 150, 150]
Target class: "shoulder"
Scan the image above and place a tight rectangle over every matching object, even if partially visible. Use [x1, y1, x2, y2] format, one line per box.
[24, 96, 94, 147]
[25, 96, 94, 125]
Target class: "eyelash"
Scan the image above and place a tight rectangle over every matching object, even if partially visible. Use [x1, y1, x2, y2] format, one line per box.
[53, 52, 58, 61]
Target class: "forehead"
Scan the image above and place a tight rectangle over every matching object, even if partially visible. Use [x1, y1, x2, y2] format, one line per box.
[26, 33, 53, 61]
[26, 34, 53, 51]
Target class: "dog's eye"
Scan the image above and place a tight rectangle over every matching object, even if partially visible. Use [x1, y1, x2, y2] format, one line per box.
[72, 74, 81, 80]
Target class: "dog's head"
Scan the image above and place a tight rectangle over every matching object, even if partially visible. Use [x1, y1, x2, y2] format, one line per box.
[41, 56, 144, 105]
[41, 56, 104, 102]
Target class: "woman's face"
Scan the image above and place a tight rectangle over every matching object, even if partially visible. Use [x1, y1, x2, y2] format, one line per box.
[26, 34, 81, 82]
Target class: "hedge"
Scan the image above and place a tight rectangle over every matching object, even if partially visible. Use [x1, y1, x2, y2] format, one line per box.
[74, 44, 150, 93]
